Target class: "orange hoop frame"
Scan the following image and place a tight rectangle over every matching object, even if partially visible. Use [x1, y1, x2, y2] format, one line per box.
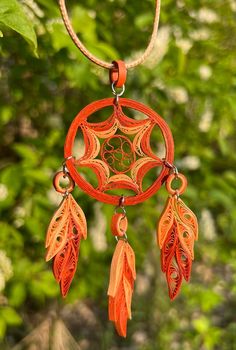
[64, 98, 174, 206]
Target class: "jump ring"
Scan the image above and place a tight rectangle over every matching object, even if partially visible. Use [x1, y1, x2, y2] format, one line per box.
[53, 171, 75, 194]
[111, 82, 125, 97]
[166, 173, 187, 196]
[62, 156, 74, 174]
[114, 206, 126, 217]
[115, 233, 128, 242]
[162, 159, 179, 176]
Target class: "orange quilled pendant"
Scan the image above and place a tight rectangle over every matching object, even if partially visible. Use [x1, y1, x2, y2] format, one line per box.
[45, 60, 198, 337]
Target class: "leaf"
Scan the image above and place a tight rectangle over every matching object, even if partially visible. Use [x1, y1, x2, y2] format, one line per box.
[12, 143, 38, 166]
[38, 271, 59, 297]
[176, 220, 195, 260]
[0, 0, 38, 56]
[108, 296, 116, 322]
[94, 42, 119, 61]
[46, 194, 87, 297]
[108, 241, 136, 337]
[45, 197, 68, 248]
[123, 275, 132, 319]
[9, 282, 26, 307]
[135, 13, 153, 29]
[166, 256, 182, 300]
[161, 220, 178, 272]
[176, 242, 192, 282]
[53, 243, 70, 283]
[107, 240, 125, 297]
[0, 318, 6, 340]
[109, 284, 128, 337]
[69, 195, 87, 239]
[45, 197, 69, 261]
[193, 316, 210, 334]
[1, 307, 22, 326]
[125, 243, 136, 280]
[53, 227, 81, 298]
[157, 196, 175, 248]
[159, 195, 198, 300]
[59, 241, 79, 298]
[116, 299, 128, 338]
[175, 198, 199, 240]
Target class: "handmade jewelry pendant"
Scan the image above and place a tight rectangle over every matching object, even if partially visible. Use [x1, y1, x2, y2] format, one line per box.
[45, 60, 198, 337]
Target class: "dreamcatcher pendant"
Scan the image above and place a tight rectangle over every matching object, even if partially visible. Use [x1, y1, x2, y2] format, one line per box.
[45, 0, 199, 338]
[45, 59, 198, 336]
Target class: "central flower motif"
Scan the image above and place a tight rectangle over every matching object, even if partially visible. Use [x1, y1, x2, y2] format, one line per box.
[101, 135, 136, 174]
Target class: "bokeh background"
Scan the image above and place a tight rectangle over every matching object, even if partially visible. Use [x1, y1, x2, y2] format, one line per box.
[0, 0, 236, 349]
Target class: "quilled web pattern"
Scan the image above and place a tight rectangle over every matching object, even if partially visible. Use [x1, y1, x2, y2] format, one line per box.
[157, 196, 198, 300]
[64, 98, 174, 206]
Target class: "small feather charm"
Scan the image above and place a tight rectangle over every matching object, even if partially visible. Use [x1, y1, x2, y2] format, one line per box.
[45, 171, 87, 297]
[108, 240, 136, 337]
[108, 211, 136, 337]
[157, 173, 198, 300]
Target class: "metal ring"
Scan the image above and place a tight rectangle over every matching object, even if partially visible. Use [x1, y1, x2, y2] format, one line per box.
[162, 159, 172, 168]
[174, 191, 180, 200]
[162, 159, 179, 176]
[173, 165, 179, 176]
[62, 156, 74, 174]
[115, 233, 128, 242]
[114, 206, 126, 217]
[111, 82, 125, 97]
[119, 195, 125, 207]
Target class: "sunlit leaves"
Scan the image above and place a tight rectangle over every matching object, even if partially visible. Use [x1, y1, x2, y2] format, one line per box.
[0, 0, 37, 56]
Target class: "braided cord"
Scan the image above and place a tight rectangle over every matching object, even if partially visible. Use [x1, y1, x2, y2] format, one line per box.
[58, 0, 161, 70]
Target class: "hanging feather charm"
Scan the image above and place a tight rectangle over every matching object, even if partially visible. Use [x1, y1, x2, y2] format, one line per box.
[108, 209, 136, 337]
[157, 171, 198, 300]
[45, 170, 87, 297]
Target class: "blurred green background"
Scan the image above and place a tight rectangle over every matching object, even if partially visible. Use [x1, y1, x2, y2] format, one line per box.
[0, 0, 236, 349]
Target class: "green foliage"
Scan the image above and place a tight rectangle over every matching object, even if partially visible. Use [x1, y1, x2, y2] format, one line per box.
[0, 0, 236, 349]
[0, 0, 37, 56]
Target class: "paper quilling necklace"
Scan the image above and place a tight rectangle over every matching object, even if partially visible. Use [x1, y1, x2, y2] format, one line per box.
[45, 0, 198, 337]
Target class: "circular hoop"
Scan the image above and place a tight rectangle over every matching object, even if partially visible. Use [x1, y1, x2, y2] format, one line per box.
[64, 97, 174, 206]
[53, 171, 75, 194]
[166, 173, 187, 196]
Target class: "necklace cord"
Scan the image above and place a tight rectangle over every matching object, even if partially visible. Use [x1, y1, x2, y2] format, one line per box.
[58, 0, 161, 70]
